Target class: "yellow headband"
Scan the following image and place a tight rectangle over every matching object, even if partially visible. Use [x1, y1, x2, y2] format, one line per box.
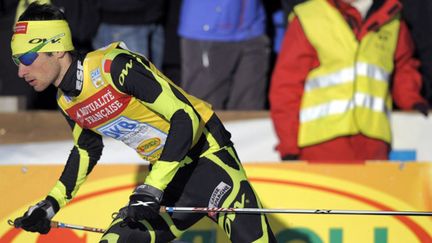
[11, 20, 74, 55]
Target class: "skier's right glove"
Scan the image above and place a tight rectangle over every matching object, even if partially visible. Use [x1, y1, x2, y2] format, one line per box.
[126, 184, 163, 222]
[14, 199, 57, 234]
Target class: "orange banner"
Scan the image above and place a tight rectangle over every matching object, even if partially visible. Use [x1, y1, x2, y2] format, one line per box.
[1, 163, 431, 243]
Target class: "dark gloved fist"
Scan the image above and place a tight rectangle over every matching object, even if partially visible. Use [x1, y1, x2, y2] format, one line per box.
[282, 154, 299, 161]
[14, 200, 56, 234]
[412, 102, 429, 117]
[126, 184, 163, 222]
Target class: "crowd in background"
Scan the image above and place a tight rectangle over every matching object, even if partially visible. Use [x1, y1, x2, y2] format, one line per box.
[1, 0, 431, 110]
[0, 0, 280, 110]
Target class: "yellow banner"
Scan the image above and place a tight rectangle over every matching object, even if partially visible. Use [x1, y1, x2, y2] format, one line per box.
[1, 163, 431, 243]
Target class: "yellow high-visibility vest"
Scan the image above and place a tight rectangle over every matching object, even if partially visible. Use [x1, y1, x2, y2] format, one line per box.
[294, 0, 400, 147]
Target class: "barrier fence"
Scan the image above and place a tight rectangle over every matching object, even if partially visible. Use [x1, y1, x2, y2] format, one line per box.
[1, 162, 431, 243]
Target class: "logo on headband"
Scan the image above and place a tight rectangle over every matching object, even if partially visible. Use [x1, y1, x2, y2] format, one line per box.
[14, 22, 28, 34]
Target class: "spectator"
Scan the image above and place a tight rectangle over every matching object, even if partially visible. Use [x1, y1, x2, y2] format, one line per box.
[400, 0, 432, 105]
[161, 0, 183, 85]
[270, 0, 428, 162]
[271, 9, 286, 54]
[178, 0, 270, 110]
[92, 0, 165, 69]
[281, 0, 432, 106]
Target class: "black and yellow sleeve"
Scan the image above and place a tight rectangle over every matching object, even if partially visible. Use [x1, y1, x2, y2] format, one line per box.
[47, 110, 103, 208]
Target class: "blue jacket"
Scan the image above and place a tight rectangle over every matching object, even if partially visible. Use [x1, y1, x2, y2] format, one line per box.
[178, 0, 266, 41]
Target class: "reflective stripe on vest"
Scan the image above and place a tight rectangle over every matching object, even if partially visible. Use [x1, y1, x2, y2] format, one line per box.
[301, 92, 387, 122]
[305, 62, 390, 92]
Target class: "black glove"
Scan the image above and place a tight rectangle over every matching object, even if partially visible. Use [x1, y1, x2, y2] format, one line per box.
[281, 154, 299, 161]
[14, 200, 56, 234]
[412, 102, 429, 117]
[126, 184, 163, 222]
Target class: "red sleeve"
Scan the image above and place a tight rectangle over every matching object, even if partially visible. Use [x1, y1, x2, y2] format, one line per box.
[269, 17, 319, 157]
[391, 20, 427, 110]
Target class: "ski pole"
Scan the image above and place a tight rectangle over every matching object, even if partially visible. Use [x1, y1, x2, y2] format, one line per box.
[160, 206, 432, 216]
[9, 207, 431, 234]
[8, 219, 106, 233]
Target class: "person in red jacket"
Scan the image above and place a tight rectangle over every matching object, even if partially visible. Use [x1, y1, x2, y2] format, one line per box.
[270, 0, 428, 162]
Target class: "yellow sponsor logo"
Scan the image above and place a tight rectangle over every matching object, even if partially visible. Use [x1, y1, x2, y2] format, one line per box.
[118, 59, 133, 86]
[137, 138, 161, 154]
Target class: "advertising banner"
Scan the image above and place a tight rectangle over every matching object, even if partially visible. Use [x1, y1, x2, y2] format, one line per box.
[1, 163, 431, 243]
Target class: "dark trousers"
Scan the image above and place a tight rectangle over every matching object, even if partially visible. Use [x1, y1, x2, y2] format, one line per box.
[180, 36, 270, 110]
[100, 146, 276, 243]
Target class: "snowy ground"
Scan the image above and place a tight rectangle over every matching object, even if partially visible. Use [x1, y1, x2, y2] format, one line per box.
[0, 118, 280, 165]
[2, 113, 431, 164]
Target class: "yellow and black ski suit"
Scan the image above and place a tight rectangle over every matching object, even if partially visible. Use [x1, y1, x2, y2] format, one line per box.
[49, 42, 275, 243]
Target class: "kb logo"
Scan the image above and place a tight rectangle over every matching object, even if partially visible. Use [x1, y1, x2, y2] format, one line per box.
[98, 116, 139, 139]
